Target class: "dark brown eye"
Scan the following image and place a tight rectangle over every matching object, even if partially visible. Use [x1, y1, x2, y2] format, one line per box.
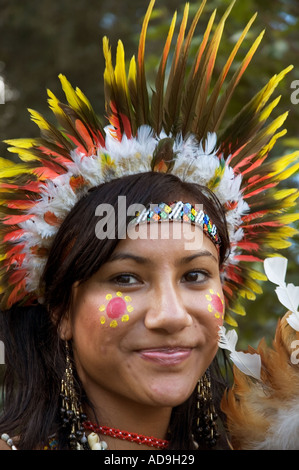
[113, 274, 139, 285]
[182, 271, 208, 283]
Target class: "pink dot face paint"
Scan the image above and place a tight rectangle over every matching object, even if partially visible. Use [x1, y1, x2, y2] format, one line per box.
[106, 297, 127, 319]
[211, 294, 224, 314]
[205, 289, 224, 322]
[99, 292, 134, 328]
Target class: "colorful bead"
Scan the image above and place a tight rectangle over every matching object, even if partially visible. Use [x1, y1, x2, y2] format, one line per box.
[133, 201, 221, 248]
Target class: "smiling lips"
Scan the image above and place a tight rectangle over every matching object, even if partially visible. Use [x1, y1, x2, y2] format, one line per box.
[138, 347, 192, 366]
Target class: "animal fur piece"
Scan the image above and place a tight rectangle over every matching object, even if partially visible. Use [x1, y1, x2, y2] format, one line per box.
[221, 312, 299, 449]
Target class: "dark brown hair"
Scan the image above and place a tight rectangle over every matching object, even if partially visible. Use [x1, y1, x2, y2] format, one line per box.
[0, 171, 230, 450]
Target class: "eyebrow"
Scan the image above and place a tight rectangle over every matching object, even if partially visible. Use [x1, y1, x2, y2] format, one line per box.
[107, 250, 217, 265]
[108, 252, 149, 264]
[178, 251, 218, 265]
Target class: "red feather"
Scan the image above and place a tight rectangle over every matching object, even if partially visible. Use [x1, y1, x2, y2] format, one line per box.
[2, 214, 33, 225]
[3, 229, 25, 242]
[234, 255, 262, 262]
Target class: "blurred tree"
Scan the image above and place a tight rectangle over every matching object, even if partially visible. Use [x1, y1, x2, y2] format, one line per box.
[0, 0, 298, 347]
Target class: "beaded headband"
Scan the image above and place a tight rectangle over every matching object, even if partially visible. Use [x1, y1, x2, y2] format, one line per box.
[132, 202, 221, 248]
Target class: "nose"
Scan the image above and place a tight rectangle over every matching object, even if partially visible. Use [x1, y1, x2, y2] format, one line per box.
[144, 281, 193, 334]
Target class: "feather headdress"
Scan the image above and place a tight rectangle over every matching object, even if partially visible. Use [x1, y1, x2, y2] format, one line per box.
[0, 0, 298, 325]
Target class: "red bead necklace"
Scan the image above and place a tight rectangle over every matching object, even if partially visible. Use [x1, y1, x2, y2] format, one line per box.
[83, 421, 169, 450]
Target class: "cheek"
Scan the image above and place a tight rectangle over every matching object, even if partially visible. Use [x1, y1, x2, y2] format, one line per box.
[98, 291, 135, 328]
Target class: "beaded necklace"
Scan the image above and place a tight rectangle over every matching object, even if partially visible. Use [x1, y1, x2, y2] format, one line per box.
[1, 425, 169, 450]
[83, 421, 169, 450]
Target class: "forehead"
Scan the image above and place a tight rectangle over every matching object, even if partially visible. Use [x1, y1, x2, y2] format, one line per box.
[116, 221, 219, 261]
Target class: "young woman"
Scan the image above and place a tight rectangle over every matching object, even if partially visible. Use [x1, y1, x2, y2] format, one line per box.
[0, 0, 297, 450]
[0, 172, 231, 450]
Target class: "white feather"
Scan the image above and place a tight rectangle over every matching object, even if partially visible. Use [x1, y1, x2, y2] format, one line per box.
[264, 257, 299, 331]
[218, 326, 261, 380]
[275, 283, 299, 314]
[250, 399, 299, 450]
[287, 312, 299, 332]
[264, 256, 287, 287]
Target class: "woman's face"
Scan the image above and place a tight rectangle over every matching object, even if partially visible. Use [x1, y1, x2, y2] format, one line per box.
[62, 222, 224, 410]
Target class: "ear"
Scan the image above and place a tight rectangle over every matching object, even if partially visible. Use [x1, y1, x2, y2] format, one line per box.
[57, 311, 73, 341]
[54, 282, 79, 340]
[51, 308, 73, 341]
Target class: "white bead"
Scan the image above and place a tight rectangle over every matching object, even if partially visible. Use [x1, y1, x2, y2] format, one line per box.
[1, 433, 9, 442]
[91, 442, 104, 450]
[7, 438, 13, 446]
[87, 431, 108, 450]
[87, 432, 99, 448]
[100, 441, 108, 450]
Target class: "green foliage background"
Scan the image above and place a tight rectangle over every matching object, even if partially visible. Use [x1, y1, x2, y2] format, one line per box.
[0, 0, 298, 387]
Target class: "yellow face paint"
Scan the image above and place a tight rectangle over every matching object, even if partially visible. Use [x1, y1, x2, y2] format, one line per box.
[98, 291, 134, 328]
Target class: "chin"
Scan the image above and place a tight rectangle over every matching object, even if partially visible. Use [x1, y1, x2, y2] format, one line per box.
[146, 380, 196, 408]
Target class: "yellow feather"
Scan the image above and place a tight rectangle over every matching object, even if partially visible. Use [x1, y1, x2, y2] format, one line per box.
[103, 36, 115, 88]
[0, 166, 33, 178]
[6, 147, 40, 162]
[138, 0, 156, 68]
[4, 138, 37, 149]
[258, 96, 281, 122]
[47, 89, 64, 118]
[58, 74, 82, 112]
[273, 188, 298, 200]
[230, 302, 247, 316]
[272, 189, 299, 209]
[225, 312, 238, 327]
[256, 129, 287, 158]
[244, 268, 267, 281]
[267, 240, 292, 249]
[272, 151, 299, 173]
[267, 226, 298, 239]
[245, 278, 263, 295]
[0, 156, 16, 168]
[128, 55, 137, 86]
[239, 288, 256, 300]
[278, 213, 299, 224]
[263, 111, 289, 137]
[5, 142, 42, 161]
[75, 87, 93, 111]
[273, 163, 299, 182]
[28, 109, 51, 131]
[255, 65, 293, 112]
[115, 40, 128, 95]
